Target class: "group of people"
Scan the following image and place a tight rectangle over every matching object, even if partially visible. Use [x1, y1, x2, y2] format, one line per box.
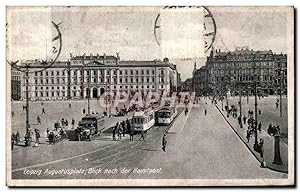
[11, 128, 42, 150]
[225, 105, 238, 118]
[112, 119, 134, 141]
[267, 123, 281, 136]
[11, 131, 20, 150]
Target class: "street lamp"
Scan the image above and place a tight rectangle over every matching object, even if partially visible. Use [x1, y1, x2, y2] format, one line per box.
[239, 83, 243, 128]
[24, 66, 30, 135]
[253, 75, 261, 149]
[275, 64, 287, 118]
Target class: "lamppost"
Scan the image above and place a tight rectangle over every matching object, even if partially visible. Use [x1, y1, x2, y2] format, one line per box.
[87, 68, 91, 115]
[24, 65, 30, 134]
[239, 83, 243, 128]
[275, 63, 287, 118]
[253, 74, 261, 149]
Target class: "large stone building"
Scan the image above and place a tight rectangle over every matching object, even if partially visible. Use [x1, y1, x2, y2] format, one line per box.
[11, 68, 21, 100]
[12, 54, 179, 101]
[193, 48, 288, 96]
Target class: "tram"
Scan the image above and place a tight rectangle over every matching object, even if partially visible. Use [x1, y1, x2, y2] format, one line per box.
[156, 107, 178, 125]
[132, 109, 155, 132]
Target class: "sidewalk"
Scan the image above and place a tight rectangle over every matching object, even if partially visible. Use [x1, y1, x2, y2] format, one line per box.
[214, 102, 288, 173]
[167, 104, 192, 134]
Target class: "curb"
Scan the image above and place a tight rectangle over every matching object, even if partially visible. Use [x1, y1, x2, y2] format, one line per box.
[214, 104, 288, 174]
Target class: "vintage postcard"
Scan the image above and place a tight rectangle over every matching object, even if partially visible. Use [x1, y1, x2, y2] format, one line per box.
[6, 6, 295, 186]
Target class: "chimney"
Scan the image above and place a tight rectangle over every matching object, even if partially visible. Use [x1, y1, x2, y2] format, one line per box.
[116, 52, 120, 59]
[103, 53, 106, 59]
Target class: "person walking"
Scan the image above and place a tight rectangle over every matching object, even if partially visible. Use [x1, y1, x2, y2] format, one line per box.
[129, 127, 134, 141]
[118, 128, 122, 140]
[238, 116, 241, 125]
[46, 128, 50, 137]
[15, 131, 20, 144]
[69, 103, 72, 108]
[259, 139, 266, 168]
[122, 121, 126, 137]
[246, 129, 251, 143]
[185, 107, 188, 116]
[243, 115, 247, 125]
[42, 108, 46, 114]
[258, 122, 262, 133]
[162, 134, 167, 152]
[35, 129, 40, 144]
[139, 129, 145, 141]
[11, 133, 16, 150]
[72, 118, 75, 129]
[275, 124, 280, 134]
[37, 116, 41, 124]
[112, 124, 117, 141]
[204, 109, 207, 116]
[83, 108, 86, 114]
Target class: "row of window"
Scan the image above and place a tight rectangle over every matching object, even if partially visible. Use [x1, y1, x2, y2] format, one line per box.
[34, 69, 163, 77]
[211, 69, 273, 75]
[34, 84, 162, 91]
[212, 75, 274, 82]
[210, 61, 276, 68]
[33, 85, 166, 98]
[34, 76, 163, 84]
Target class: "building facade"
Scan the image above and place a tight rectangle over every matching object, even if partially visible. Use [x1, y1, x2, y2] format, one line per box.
[13, 54, 178, 101]
[193, 65, 208, 96]
[11, 68, 21, 100]
[193, 48, 288, 96]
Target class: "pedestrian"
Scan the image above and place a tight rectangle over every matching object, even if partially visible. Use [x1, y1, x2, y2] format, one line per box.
[204, 109, 207, 116]
[118, 126, 122, 140]
[268, 123, 274, 136]
[65, 119, 69, 127]
[259, 138, 264, 159]
[11, 132, 16, 150]
[185, 108, 188, 116]
[37, 116, 41, 124]
[243, 115, 247, 124]
[276, 124, 280, 134]
[24, 130, 32, 147]
[258, 122, 262, 132]
[162, 134, 167, 152]
[15, 131, 20, 144]
[139, 129, 145, 141]
[35, 129, 40, 144]
[238, 116, 241, 125]
[122, 121, 126, 137]
[258, 109, 261, 115]
[83, 108, 86, 114]
[112, 124, 117, 141]
[61, 118, 64, 126]
[69, 103, 72, 108]
[72, 118, 75, 128]
[42, 108, 46, 114]
[48, 132, 54, 145]
[46, 128, 50, 137]
[246, 129, 251, 143]
[130, 127, 134, 141]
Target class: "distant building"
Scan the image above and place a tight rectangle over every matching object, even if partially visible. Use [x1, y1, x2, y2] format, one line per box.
[11, 68, 21, 100]
[14, 53, 178, 101]
[192, 48, 288, 96]
[193, 65, 208, 96]
[181, 78, 193, 92]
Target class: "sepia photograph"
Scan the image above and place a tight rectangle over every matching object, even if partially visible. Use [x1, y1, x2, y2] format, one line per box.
[5, 5, 295, 187]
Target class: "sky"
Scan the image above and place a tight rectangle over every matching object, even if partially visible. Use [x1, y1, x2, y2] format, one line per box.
[6, 6, 292, 80]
